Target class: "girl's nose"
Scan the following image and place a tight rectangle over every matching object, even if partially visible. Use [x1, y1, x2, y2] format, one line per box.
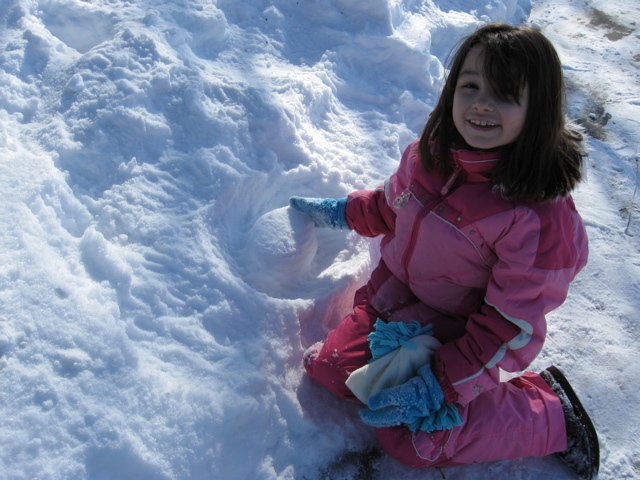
[472, 93, 494, 111]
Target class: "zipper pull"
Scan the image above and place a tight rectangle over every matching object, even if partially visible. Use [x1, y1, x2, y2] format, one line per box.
[440, 165, 461, 195]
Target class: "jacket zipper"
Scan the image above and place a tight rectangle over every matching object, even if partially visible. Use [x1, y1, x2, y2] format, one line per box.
[440, 165, 461, 195]
[400, 166, 461, 283]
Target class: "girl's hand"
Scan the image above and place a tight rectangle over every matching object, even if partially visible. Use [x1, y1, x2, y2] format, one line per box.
[289, 196, 350, 230]
[359, 364, 463, 432]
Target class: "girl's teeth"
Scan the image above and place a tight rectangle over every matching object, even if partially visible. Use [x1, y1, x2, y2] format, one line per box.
[470, 119, 496, 127]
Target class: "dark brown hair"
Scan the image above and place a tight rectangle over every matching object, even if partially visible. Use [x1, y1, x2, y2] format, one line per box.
[419, 23, 585, 203]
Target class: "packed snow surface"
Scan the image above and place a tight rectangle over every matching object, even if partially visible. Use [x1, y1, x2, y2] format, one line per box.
[1, 0, 639, 478]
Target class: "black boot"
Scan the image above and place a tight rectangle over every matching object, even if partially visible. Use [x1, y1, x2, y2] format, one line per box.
[540, 366, 600, 480]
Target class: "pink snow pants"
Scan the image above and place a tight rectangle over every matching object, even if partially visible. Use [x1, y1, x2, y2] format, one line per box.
[304, 282, 567, 468]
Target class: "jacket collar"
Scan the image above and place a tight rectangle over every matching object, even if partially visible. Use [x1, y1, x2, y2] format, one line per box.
[450, 148, 500, 183]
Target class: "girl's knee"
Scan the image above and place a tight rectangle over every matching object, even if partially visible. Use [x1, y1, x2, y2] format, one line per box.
[304, 305, 377, 386]
[375, 427, 455, 469]
[303, 339, 363, 401]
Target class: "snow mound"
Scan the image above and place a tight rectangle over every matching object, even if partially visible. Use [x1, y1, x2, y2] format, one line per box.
[243, 207, 318, 295]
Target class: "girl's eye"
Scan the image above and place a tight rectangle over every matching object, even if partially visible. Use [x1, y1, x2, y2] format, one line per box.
[459, 83, 478, 90]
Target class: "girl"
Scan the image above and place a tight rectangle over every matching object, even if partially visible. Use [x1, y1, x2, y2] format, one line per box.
[290, 24, 599, 479]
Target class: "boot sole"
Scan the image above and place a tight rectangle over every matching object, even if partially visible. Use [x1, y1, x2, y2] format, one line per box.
[545, 366, 600, 479]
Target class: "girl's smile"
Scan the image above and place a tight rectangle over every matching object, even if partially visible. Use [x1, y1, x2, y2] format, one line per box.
[453, 45, 528, 150]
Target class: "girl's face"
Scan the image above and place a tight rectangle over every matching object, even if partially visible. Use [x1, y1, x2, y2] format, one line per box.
[452, 45, 528, 150]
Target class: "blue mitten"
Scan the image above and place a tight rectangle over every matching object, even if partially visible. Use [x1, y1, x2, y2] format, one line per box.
[359, 364, 445, 429]
[410, 403, 464, 433]
[289, 196, 350, 229]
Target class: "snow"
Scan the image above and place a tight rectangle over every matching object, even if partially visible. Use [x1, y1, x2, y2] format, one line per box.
[1, 0, 639, 478]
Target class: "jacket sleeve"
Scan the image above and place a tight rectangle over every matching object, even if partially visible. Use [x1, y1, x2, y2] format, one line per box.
[344, 140, 421, 237]
[433, 198, 589, 406]
[345, 187, 396, 237]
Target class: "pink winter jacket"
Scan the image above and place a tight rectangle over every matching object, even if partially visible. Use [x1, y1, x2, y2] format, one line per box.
[344, 140, 588, 406]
